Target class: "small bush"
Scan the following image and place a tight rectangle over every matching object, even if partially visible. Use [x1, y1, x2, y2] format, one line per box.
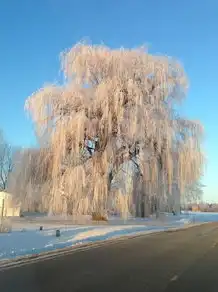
[92, 212, 108, 222]
[0, 218, 12, 233]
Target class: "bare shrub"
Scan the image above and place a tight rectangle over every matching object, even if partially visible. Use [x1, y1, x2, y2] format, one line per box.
[0, 218, 12, 233]
[92, 212, 108, 222]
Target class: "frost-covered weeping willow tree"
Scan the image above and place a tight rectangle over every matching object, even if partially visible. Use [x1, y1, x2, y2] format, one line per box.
[23, 42, 204, 216]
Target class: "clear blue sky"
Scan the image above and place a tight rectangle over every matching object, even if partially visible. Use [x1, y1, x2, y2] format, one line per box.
[0, 0, 217, 202]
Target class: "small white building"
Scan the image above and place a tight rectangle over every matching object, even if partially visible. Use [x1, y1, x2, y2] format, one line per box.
[0, 191, 20, 217]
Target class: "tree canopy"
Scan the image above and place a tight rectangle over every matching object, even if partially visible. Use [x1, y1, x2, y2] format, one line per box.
[22, 42, 204, 216]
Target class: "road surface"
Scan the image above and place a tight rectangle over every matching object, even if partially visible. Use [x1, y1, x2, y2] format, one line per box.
[1, 223, 218, 292]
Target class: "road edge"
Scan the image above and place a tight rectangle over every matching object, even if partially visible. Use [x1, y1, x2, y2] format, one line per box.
[0, 222, 208, 271]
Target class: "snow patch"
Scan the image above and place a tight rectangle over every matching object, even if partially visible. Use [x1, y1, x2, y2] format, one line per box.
[0, 212, 217, 262]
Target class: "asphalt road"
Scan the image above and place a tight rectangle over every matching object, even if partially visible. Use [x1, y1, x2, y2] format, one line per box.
[1, 223, 218, 292]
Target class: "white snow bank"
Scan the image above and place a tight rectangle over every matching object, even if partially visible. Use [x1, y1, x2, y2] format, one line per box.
[0, 217, 190, 262]
[0, 211, 216, 262]
[0, 225, 163, 261]
[180, 211, 218, 222]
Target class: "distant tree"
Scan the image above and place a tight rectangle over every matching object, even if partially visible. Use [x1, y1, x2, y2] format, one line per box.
[183, 180, 205, 204]
[0, 131, 14, 191]
[7, 147, 53, 212]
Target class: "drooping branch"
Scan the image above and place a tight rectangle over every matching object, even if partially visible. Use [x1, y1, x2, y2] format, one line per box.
[20, 42, 204, 216]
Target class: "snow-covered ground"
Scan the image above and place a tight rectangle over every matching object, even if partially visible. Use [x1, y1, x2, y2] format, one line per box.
[180, 211, 218, 222]
[0, 211, 217, 262]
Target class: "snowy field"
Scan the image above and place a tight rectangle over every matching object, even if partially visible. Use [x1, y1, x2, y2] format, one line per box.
[0, 211, 217, 262]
